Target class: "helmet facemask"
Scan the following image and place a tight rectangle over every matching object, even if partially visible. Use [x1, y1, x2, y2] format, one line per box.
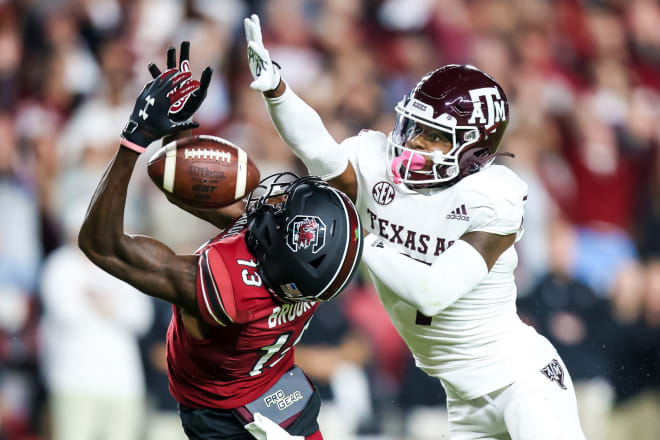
[388, 97, 483, 188]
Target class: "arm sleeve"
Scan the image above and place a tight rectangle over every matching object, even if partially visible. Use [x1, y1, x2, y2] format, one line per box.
[196, 247, 237, 327]
[264, 82, 348, 180]
[361, 235, 488, 316]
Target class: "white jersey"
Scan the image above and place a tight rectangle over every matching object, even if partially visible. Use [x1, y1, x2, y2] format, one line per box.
[342, 130, 539, 400]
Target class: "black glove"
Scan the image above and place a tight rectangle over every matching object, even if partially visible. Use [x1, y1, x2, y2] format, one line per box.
[148, 41, 213, 123]
[121, 68, 197, 150]
[121, 42, 212, 151]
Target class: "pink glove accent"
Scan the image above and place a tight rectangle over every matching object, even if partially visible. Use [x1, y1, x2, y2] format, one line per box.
[391, 151, 426, 183]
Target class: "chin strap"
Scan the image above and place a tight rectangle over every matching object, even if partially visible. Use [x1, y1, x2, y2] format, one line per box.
[391, 150, 426, 184]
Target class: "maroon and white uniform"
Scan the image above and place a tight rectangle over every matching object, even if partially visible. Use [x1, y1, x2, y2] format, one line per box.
[167, 217, 318, 409]
[263, 81, 586, 437]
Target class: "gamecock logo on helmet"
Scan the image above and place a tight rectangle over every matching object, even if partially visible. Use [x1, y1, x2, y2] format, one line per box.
[287, 216, 326, 253]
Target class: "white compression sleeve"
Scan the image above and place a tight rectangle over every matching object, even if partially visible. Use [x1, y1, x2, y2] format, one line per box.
[264, 82, 348, 180]
[362, 235, 489, 316]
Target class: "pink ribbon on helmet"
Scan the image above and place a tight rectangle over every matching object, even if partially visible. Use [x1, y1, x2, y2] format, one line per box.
[391, 150, 426, 184]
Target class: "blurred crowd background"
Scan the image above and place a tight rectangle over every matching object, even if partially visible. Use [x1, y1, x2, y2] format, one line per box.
[1, 0, 660, 439]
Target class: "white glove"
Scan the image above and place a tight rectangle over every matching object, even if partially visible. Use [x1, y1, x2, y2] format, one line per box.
[244, 413, 304, 440]
[244, 14, 281, 92]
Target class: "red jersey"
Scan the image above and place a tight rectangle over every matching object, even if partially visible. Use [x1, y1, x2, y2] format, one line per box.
[167, 216, 318, 409]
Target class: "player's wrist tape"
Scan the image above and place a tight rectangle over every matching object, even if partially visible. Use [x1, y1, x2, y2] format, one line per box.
[120, 138, 147, 154]
[265, 81, 348, 180]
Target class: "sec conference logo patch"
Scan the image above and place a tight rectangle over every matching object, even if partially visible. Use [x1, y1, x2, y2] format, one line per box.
[372, 181, 395, 205]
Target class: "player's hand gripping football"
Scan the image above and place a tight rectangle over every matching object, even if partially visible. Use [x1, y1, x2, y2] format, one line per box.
[244, 14, 281, 92]
[121, 42, 212, 151]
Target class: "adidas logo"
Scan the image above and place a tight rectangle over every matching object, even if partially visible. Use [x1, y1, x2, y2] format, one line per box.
[446, 204, 469, 221]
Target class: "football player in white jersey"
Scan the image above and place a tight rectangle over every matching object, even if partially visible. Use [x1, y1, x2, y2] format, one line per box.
[244, 14, 586, 440]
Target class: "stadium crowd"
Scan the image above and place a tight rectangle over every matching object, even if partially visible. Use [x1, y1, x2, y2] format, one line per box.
[1, 0, 659, 439]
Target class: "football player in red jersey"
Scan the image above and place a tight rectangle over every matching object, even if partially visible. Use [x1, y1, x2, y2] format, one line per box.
[78, 43, 363, 440]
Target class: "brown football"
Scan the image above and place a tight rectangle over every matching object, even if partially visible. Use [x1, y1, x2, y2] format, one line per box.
[147, 135, 260, 208]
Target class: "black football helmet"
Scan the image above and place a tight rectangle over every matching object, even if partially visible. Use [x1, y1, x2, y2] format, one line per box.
[245, 173, 363, 303]
[388, 64, 510, 187]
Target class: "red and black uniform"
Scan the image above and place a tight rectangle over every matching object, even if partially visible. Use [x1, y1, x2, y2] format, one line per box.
[167, 216, 322, 439]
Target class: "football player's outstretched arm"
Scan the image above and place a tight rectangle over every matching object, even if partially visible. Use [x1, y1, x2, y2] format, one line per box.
[361, 231, 515, 316]
[244, 14, 358, 202]
[79, 42, 213, 314]
[79, 147, 199, 313]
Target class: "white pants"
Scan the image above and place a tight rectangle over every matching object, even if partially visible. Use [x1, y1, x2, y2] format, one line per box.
[445, 336, 587, 440]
